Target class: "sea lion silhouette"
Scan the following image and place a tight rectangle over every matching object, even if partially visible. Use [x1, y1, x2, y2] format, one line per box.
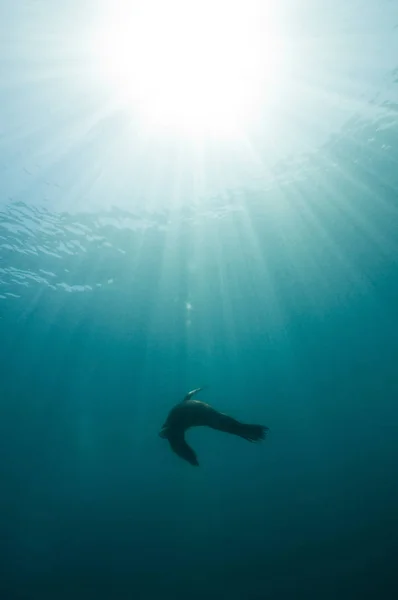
[159, 387, 269, 466]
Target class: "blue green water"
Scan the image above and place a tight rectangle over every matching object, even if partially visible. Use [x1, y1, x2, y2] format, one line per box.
[1, 2, 398, 599]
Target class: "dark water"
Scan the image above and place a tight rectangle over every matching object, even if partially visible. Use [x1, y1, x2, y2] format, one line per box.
[1, 4, 398, 600]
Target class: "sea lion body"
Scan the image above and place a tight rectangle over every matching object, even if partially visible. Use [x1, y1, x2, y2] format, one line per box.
[159, 388, 268, 466]
[160, 399, 215, 431]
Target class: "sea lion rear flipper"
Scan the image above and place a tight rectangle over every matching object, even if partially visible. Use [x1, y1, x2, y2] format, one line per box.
[207, 411, 269, 442]
[238, 423, 269, 442]
[168, 433, 199, 466]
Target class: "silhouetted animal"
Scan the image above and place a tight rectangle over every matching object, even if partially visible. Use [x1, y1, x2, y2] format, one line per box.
[159, 387, 268, 466]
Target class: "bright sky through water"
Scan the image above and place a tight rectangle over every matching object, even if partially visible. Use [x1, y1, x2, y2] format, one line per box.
[0, 0, 397, 213]
[87, 0, 286, 138]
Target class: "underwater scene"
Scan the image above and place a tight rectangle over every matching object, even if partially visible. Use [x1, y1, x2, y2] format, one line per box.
[1, 1, 398, 598]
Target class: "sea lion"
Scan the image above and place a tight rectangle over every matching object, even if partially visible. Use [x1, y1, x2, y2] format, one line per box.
[159, 387, 269, 466]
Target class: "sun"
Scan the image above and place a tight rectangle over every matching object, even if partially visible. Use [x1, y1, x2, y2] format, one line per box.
[89, 0, 286, 139]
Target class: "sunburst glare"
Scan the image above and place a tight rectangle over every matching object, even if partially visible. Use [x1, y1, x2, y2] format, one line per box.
[88, 0, 288, 139]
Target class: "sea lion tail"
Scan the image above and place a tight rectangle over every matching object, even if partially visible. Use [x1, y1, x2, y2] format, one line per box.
[239, 424, 269, 443]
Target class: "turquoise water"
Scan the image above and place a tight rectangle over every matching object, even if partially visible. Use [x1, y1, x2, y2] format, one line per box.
[1, 2, 398, 599]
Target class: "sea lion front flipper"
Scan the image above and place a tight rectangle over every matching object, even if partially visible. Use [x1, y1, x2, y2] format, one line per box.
[168, 432, 199, 466]
[182, 386, 207, 402]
